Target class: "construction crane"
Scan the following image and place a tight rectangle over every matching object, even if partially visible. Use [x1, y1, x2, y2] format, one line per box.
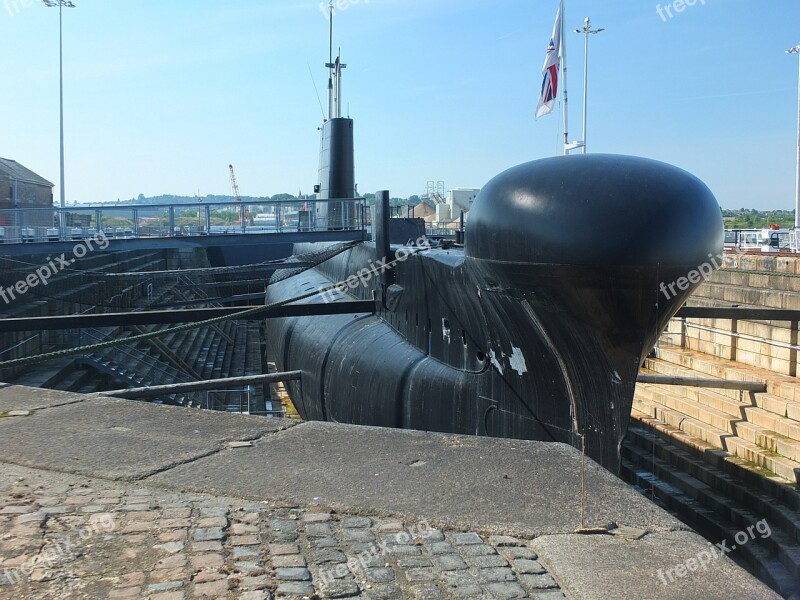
[229, 164, 241, 204]
[229, 164, 250, 226]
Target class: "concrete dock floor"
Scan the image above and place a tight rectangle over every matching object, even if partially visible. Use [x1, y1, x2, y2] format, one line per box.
[0, 385, 781, 599]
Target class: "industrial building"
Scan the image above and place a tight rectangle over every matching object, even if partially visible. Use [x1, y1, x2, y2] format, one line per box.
[434, 187, 481, 223]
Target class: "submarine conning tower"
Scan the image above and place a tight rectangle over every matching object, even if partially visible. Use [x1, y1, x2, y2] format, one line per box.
[316, 117, 354, 229]
[315, 6, 355, 230]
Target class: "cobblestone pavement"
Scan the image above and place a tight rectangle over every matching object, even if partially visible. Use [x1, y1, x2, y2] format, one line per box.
[0, 469, 567, 600]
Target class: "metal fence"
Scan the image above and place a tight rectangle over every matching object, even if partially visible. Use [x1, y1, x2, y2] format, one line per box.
[204, 387, 285, 417]
[0, 198, 370, 244]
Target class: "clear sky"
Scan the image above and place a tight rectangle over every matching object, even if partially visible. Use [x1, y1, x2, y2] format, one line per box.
[0, 0, 798, 209]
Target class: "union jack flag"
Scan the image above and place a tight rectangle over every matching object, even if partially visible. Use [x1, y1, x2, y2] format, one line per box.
[536, 2, 563, 119]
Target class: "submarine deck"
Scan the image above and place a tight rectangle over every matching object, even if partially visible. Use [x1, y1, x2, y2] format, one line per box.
[0, 385, 778, 599]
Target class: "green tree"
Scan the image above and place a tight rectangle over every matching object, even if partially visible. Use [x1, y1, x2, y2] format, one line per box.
[270, 193, 297, 202]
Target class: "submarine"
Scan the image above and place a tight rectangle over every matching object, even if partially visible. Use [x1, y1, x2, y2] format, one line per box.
[264, 17, 723, 473]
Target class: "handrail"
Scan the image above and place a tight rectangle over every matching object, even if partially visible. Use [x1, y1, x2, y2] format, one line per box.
[637, 374, 766, 392]
[0, 197, 370, 244]
[665, 309, 800, 378]
[0, 198, 368, 212]
[96, 371, 301, 399]
[676, 306, 800, 321]
[683, 321, 800, 353]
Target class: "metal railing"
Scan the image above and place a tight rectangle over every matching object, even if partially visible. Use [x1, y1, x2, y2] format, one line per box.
[791, 229, 800, 254]
[723, 228, 793, 252]
[205, 388, 252, 413]
[663, 306, 800, 378]
[425, 221, 461, 237]
[0, 198, 370, 244]
[97, 372, 296, 418]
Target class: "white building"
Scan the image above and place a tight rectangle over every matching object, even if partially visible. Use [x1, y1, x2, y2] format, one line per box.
[447, 188, 480, 216]
[435, 203, 452, 222]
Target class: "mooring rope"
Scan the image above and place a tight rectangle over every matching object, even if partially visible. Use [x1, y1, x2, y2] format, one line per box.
[0, 287, 326, 370]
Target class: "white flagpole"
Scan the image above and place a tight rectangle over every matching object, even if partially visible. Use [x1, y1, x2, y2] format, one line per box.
[560, 0, 569, 155]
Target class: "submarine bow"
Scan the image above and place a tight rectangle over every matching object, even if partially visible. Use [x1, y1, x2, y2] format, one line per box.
[464, 154, 723, 469]
[265, 154, 723, 473]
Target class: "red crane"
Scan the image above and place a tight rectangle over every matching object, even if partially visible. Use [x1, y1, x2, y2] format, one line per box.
[229, 164, 249, 225]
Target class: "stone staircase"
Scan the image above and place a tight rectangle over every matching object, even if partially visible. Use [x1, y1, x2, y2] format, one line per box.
[634, 344, 800, 484]
[623, 253, 800, 598]
[626, 345, 800, 597]
[623, 422, 800, 597]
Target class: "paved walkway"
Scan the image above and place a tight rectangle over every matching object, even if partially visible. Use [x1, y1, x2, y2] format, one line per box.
[0, 465, 563, 600]
[0, 385, 781, 599]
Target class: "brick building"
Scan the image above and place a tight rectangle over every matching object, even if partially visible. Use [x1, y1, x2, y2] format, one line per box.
[0, 157, 55, 227]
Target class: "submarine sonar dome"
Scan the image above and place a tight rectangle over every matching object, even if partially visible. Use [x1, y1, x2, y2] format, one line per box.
[465, 154, 724, 267]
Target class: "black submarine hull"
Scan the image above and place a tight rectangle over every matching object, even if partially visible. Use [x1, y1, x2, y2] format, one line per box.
[265, 155, 723, 472]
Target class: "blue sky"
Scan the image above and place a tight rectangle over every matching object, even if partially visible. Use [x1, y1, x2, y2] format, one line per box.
[0, 0, 798, 209]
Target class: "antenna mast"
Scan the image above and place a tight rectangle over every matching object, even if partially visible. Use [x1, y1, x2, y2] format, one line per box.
[327, 2, 333, 120]
[325, 2, 346, 120]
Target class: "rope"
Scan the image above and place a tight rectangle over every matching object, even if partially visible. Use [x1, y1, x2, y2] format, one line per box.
[0, 289, 318, 370]
[0, 241, 362, 313]
[85, 241, 363, 277]
[0, 240, 360, 278]
[720, 267, 800, 279]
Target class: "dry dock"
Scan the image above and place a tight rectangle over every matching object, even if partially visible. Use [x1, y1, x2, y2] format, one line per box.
[0, 385, 778, 599]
